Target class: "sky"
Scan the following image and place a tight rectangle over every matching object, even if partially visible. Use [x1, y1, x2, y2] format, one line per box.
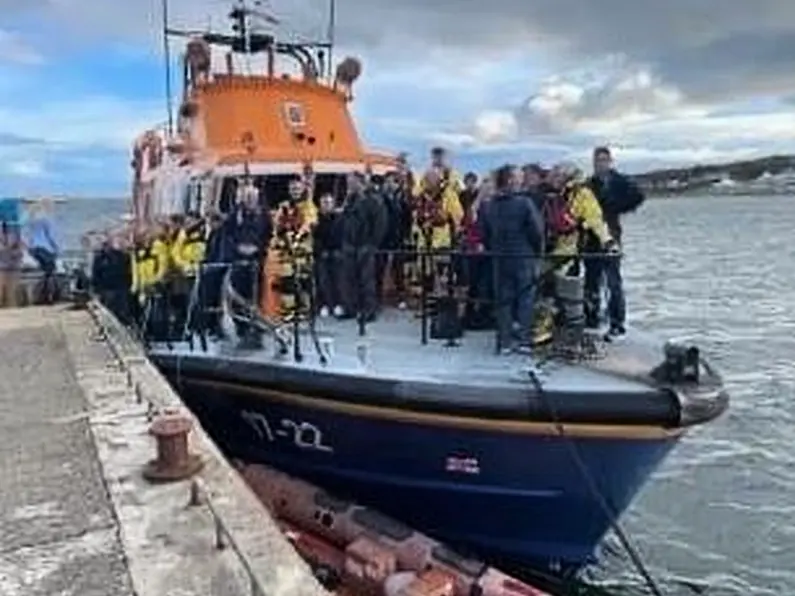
[2, 0, 795, 196]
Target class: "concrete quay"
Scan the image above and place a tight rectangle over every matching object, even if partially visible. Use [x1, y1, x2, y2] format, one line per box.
[0, 303, 327, 596]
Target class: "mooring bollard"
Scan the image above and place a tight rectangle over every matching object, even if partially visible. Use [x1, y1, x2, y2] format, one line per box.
[143, 412, 203, 482]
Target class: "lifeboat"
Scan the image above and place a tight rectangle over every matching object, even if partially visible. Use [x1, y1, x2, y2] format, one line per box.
[135, 0, 730, 581]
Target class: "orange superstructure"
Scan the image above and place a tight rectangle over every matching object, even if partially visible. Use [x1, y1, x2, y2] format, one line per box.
[195, 75, 366, 165]
[128, 1, 399, 318]
[130, 1, 397, 223]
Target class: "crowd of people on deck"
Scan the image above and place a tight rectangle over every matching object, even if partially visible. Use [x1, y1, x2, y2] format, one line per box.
[91, 144, 645, 355]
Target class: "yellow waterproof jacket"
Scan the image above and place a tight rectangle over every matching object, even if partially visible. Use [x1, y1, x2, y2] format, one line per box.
[133, 239, 170, 294]
[551, 183, 612, 260]
[412, 170, 464, 249]
[271, 199, 318, 252]
[171, 227, 206, 276]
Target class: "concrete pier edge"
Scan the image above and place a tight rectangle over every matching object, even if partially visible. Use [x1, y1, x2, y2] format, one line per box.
[71, 301, 328, 596]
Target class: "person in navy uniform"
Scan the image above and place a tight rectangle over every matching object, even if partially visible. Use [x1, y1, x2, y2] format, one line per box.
[586, 146, 645, 338]
[229, 177, 272, 345]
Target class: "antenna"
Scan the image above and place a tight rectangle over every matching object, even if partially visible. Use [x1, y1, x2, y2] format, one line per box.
[326, 0, 336, 78]
[161, 0, 174, 135]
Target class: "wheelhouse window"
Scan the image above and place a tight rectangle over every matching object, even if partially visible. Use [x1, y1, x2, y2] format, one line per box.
[217, 173, 349, 212]
[283, 102, 306, 128]
[182, 181, 203, 216]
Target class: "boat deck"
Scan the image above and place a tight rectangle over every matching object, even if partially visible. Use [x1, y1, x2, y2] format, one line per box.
[152, 309, 666, 404]
[0, 305, 325, 596]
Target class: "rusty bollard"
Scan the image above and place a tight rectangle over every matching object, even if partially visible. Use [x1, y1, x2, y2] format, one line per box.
[143, 412, 203, 482]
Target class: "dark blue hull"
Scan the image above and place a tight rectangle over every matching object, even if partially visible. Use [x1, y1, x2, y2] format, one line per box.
[168, 375, 681, 576]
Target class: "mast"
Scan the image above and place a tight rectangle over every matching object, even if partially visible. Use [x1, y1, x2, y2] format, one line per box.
[161, 0, 174, 135]
[326, 0, 336, 79]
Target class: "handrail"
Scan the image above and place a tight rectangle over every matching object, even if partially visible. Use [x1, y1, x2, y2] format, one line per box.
[190, 477, 268, 596]
[148, 246, 619, 362]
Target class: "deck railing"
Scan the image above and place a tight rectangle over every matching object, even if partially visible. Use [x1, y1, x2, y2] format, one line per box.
[127, 246, 619, 364]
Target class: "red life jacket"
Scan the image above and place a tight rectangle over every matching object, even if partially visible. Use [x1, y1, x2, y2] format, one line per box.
[543, 191, 577, 238]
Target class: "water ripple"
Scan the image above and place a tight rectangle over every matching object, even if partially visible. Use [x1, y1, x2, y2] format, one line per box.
[589, 196, 795, 595]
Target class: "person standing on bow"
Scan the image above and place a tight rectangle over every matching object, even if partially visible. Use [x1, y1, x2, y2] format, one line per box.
[199, 211, 234, 339]
[338, 171, 387, 323]
[410, 147, 464, 300]
[270, 175, 317, 323]
[230, 176, 272, 344]
[377, 171, 412, 309]
[532, 163, 616, 344]
[586, 146, 645, 338]
[313, 193, 343, 318]
[479, 164, 544, 355]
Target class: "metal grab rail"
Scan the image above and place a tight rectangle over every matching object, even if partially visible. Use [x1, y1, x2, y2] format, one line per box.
[175, 247, 614, 357]
[126, 243, 621, 364]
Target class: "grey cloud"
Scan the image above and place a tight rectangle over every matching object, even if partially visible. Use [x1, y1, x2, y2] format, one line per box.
[14, 0, 795, 122]
[19, 0, 795, 99]
[0, 132, 43, 146]
[326, 0, 795, 101]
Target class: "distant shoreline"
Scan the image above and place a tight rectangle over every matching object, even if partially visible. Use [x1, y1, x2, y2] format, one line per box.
[646, 189, 793, 199]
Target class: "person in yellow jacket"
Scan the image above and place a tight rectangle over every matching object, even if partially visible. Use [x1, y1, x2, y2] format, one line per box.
[131, 224, 171, 339]
[269, 175, 318, 321]
[532, 163, 616, 345]
[170, 214, 207, 336]
[411, 147, 464, 250]
[171, 216, 206, 277]
[547, 163, 614, 268]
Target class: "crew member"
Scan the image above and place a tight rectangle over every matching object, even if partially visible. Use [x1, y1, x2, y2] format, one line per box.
[171, 213, 207, 336]
[533, 163, 615, 343]
[270, 175, 317, 322]
[200, 210, 233, 339]
[377, 171, 412, 308]
[586, 146, 645, 337]
[479, 164, 544, 355]
[313, 193, 343, 318]
[133, 224, 170, 340]
[338, 171, 387, 322]
[410, 149, 464, 302]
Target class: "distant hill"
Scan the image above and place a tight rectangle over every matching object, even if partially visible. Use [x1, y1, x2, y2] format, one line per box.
[632, 154, 795, 192]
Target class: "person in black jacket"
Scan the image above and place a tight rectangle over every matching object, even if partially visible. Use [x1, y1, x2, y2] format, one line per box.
[338, 171, 387, 322]
[229, 180, 272, 344]
[586, 146, 645, 337]
[199, 212, 234, 338]
[377, 171, 412, 307]
[479, 164, 544, 355]
[313, 193, 343, 317]
[92, 233, 133, 324]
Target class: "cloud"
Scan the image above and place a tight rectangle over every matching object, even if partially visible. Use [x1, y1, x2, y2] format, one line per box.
[1, 0, 794, 191]
[5, 159, 45, 178]
[0, 29, 44, 65]
[11, 0, 795, 100]
[0, 96, 163, 151]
